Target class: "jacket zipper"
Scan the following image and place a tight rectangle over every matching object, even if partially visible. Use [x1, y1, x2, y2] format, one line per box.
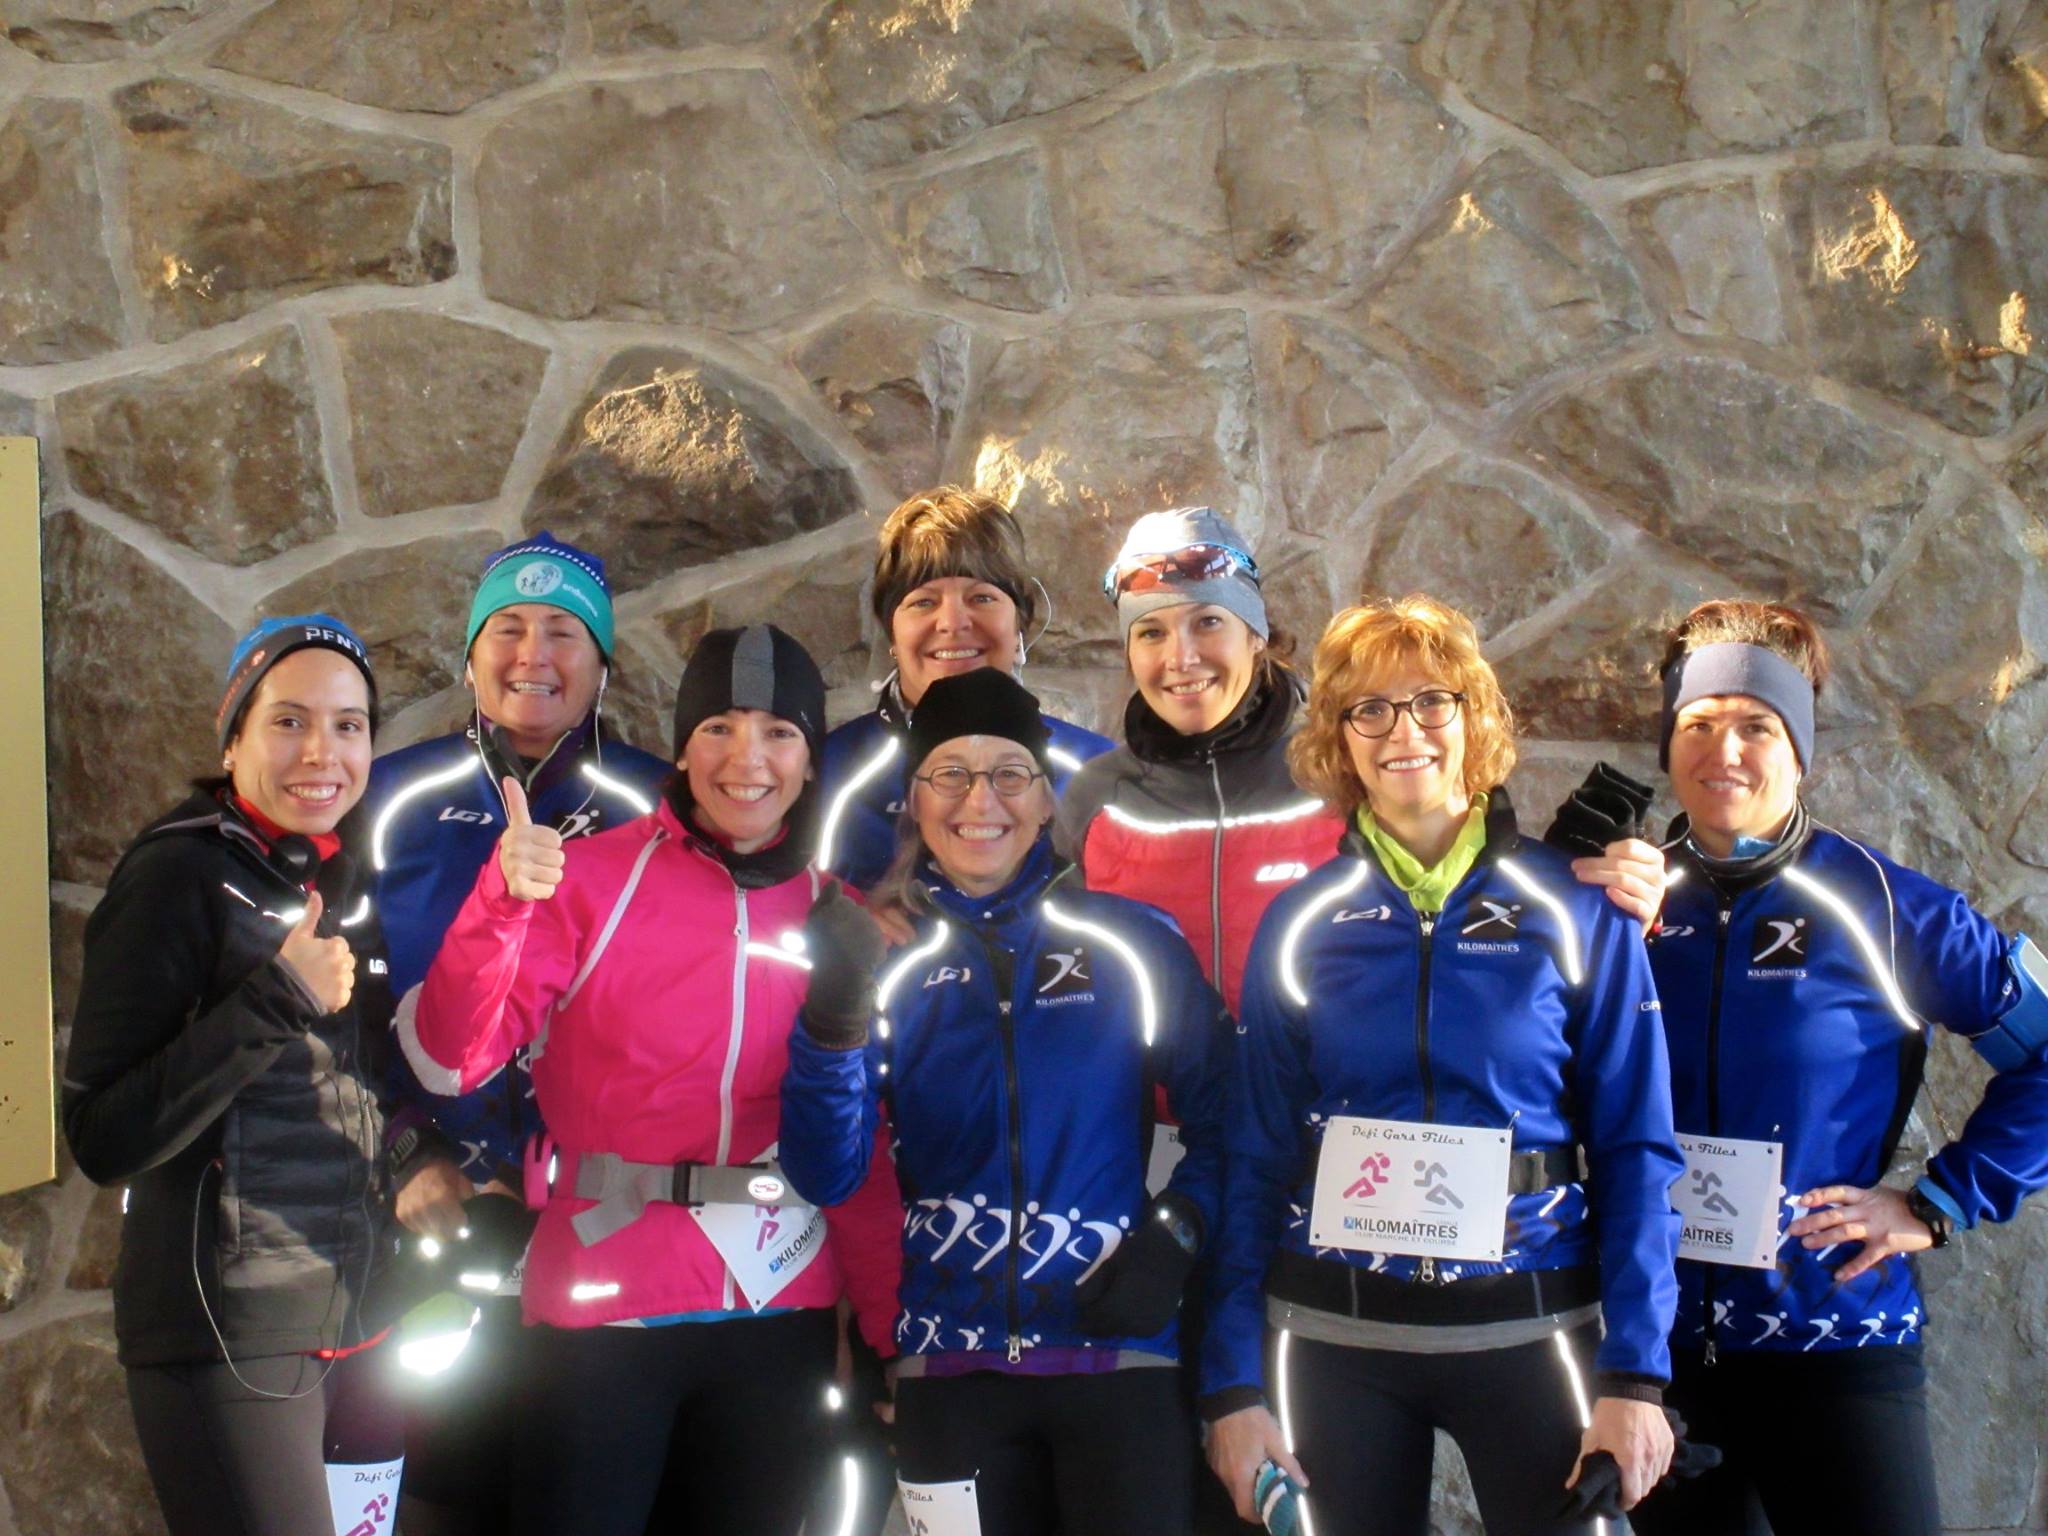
[1702, 897, 1733, 1364]
[716, 882, 750, 1311]
[980, 937, 1028, 1362]
[1207, 755, 1227, 982]
[1415, 914, 1442, 1286]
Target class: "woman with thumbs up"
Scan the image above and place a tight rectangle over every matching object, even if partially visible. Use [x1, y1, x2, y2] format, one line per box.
[403, 625, 903, 1536]
[63, 616, 406, 1536]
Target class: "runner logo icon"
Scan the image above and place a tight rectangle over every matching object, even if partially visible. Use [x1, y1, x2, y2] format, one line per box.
[1690, 1168, 1738, 1217]
[1460, 900, 1521, 938]
[1033, 946, 1095, 1005]
[1413, 1160, 1463, 1209]
[1750, 916, 1808, 965]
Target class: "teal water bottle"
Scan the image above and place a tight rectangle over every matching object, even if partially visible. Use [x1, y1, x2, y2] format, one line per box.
[1254, 1459, 1304, 1536]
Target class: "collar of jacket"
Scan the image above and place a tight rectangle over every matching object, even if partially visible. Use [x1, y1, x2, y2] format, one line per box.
[920, 831, 1060, 927]
[142, 787, 358, 904]
[1337, 783, 1520, 876]
[1665, 799, 1814, 896]
[658, 775, 819, 890]
[1122, 667, 1298, 767]
[476, 710, 599, 804]
[874, 677, 913, 735]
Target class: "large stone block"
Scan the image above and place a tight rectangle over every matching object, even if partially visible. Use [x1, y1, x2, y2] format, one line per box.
[42, 510, 235, 885]
[1879, 0, 1969, 144]
[953, 312, 1260, 665]
[1191, 0, 1433, 43]
[114, 79, 454, 342]
[0, 1185, 51, 1313]
[793, 306, 971, 498]
[0, 392, 35, 439]
[1494, 561, 1708, 743]
[0, 100, 127, 366]
[259, 532, 504, 718]
[1984, 3, 2048, 157]
[1781, 164, 2048, 436]
[1356, 455, 1611, 639]
[1259, 316, 1430, 538]
[1850, 488, 2048, 835]
[1515, 357, 1940, 618]
[211, 0, 565, 114]
[585, 0, 795, 51]
[524, 349, 862, 594]
[477, 72, 864, 332]
[796, 0, 1165, 171]
[1441, 0, 1866, 176]
[1366, 152, 1650, 406]
[57, 328, 336, 567]
[0, 1314, 158, 1536]
[1626, 181, 1787, 346]
[1062, 64, 1464, 300]
[4, 0, 229, 61]
[886, 151, 1067, 313]
[330, 312, 548, 518]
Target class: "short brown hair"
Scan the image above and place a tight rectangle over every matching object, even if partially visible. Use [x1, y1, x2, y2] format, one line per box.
[870, 486, 1038, 634]
[1660, 600, 1830, 692]
[1288, 595, 1517, 819]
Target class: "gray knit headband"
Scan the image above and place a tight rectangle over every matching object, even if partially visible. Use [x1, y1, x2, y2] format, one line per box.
[1659, 642, 1815, 771]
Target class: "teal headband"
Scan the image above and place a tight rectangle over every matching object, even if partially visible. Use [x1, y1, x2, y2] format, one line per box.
[465, 535, 615, 659]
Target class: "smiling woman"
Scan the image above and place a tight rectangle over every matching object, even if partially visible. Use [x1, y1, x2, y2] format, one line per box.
[62, 614, 405, 1536]
[816, 486, 1111, 891]
[1202, 594, 1685, 1535]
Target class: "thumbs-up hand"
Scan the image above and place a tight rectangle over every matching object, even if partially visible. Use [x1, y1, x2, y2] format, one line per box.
[497, 776, 566, 902]
[277, 889, 356, 1016]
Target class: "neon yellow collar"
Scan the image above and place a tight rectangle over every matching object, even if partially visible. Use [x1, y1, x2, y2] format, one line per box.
[1355, 793, 1489, 915]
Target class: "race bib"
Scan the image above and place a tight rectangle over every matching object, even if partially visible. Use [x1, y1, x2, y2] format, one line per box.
[1309, 1116, 1513, 1261]
[326, 1460, 401, 1536]
[899, 1478, 982, 1536]
[1672, 1134, 1783, 1269]
[688, 1197, 827, 1310]
[1145, 1123, 1186, 1196]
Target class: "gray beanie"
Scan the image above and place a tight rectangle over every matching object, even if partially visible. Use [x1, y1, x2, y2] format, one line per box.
[1105, 507, 1268, 640]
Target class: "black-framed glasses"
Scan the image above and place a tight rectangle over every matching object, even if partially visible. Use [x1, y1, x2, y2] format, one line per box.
[1342, 690, 1466, 739]
[914, 764, 1046, 799]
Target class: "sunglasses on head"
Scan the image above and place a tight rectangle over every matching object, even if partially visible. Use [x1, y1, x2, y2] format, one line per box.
[1102, 542, 1259, 599]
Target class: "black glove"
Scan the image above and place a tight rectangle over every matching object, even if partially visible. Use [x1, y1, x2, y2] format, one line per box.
[1074, 1191, 1204, 1339]
[1544, 761, 1658, 859]
[1555, 1410, 1722, 1520]
[799, 884, 886, 1049]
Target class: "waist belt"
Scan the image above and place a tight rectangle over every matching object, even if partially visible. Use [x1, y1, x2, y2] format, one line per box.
[1509, 1144, 1585, 1195]
[567, 1153, 794, 1246]
[1268, 1250, 1600, 1326]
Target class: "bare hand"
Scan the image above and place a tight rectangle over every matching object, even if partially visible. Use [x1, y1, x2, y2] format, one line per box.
[1787, 1183, 1932, 1282]
[394, 1155, 474, 1243]
[1570, 838, 1667, 930]
[497, 776, 565, 901]
[277, 890, 354, 1015]
[1573, 1395, 1673, 1510]
[1205, 1405, 1309, 1524]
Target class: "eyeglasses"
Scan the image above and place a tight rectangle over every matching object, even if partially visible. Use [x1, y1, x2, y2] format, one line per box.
[1342, 690, 1466, 739]
[1101, 542, 1260, 599]
[913, 765, 1046, 799]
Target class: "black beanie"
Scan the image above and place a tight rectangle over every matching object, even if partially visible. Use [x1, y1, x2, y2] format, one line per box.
[907, 669, 1052, 775]
[672, 624, 826, 759]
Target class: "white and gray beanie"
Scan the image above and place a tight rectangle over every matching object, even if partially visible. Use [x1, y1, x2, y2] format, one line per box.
[1107, 507, 1268, 640]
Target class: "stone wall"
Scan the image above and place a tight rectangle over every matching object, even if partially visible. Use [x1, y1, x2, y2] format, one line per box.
[4, 0, 2047, 1531]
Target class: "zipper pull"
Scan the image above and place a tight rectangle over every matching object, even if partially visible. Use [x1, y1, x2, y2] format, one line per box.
[1007, 1333, 1023, 1364]
[1419, 919, 1435, 937]
[998, 1001, 1012, 1018]
[1418, 1257, 1436, 1284]
[1704, 1339, 1719, 1367]
[1718, 907, 1732, 927]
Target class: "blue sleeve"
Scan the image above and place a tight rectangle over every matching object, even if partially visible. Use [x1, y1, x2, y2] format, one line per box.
[779, 1025, 884, 1209]
[1152, 926, 1229, 1245]
[1569, 899, 1682, 1387]
[1198, 904, 1315, 1403]
[1893, 869, 2048, 1228]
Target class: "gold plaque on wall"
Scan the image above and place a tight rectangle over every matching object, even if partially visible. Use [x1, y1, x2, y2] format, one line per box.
[0, 438, 54, 1195]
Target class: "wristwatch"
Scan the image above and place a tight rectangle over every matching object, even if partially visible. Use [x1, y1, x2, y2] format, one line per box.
[1905, 1186, 1953, 1249]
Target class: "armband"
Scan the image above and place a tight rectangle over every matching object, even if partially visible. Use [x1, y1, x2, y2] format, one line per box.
[1971, 934, 2048, 1072]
